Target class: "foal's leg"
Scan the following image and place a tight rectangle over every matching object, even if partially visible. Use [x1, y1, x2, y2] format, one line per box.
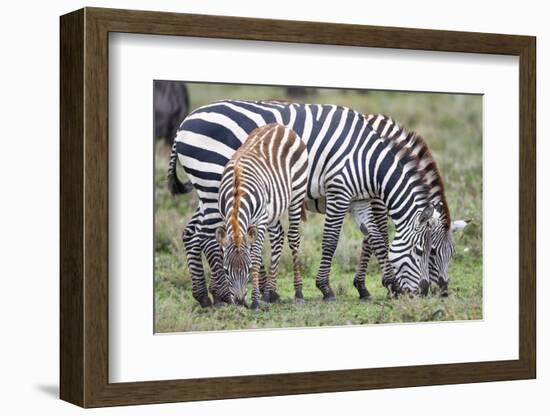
[250, 227, 267, 311]
[258, 263, 268, 295]
[261, 222, 284, 304]
[287, 194, 306, 304]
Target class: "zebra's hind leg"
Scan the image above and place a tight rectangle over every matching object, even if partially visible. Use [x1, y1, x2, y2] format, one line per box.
[353, 236, 372, 300]
[182, 224, 212, 308]
[315, 187, 352, 302]
[261, 223, 284, 304]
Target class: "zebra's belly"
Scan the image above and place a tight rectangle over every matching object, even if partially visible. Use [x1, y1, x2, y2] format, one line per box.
[304, 193, 378, 215]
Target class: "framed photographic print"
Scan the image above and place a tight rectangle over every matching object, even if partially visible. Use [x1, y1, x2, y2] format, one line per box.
[60, 7, 536, 408]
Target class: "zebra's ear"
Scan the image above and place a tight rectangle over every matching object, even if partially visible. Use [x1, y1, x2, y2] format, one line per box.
[418, 204, 435, 225]
[245, 225, 258, 245]
[451, 219, 471, 233]
[216, 227, 227, 246]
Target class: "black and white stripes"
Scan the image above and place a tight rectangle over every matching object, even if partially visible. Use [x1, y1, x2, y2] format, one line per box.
[169, 99, 439, 306]
[355, 114, 469, 295]
[215, 124, 308, 309]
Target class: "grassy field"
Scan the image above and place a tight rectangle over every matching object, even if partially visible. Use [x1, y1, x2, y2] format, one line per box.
[154, 84, 483, 333]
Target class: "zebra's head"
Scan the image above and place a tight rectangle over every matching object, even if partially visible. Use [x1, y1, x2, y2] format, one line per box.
[429, 219, 471, 296]
[215, 224, 258, 306]
[389, 204, 435, 296]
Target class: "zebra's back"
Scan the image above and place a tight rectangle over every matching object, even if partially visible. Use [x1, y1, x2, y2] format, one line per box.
[175, 99, 370, 203]
[219, 123, 308, 227]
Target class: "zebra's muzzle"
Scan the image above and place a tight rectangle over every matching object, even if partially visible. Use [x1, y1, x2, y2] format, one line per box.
[419, 279, 430, 296]
[234, 295, 248, 308]
[438, 277, 449, 297]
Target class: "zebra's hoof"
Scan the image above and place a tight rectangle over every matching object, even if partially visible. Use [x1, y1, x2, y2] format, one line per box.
[359, 288, 371, 300]
[294, 297, 305, 306]
[213, 295, 229, 307]
[355, 284, 370, 300]
[258, 300, 270, 310]
[197, 295, 213, 308]
[269, 291, 282, 303]
[322, 291, 336, 302]
[385, 284, 400, 299]
[250, 300, 261, 311]
[320, 287, 336, 302]
[261, 291, 271, 304]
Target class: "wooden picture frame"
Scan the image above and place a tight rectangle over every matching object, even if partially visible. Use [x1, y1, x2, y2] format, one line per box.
[60, 7, 536, 408]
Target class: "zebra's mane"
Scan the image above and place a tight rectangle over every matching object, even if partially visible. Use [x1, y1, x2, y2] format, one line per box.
[229, 164, 244, 248]
[365, 114, 451, 230]
[227, 125, 269, 248]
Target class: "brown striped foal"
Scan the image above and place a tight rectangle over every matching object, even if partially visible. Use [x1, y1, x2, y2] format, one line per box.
[216, 124, 309, 310]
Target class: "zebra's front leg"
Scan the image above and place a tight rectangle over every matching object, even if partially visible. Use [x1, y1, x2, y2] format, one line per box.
[250, 227, 267, 311]
[354, 235, 373, 300]
[315, 191, 351, 302]
[351, 199, 393, 296]
[182, 224, 211, 308]
[259, 262, 268, 296]
[287, 199, 306, 305]
[366, 222, 397, 296]
[261, 223, 284, 304]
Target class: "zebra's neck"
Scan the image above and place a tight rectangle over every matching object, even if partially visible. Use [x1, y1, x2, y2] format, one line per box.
[365, 113, 451, 229]
[369, 134, 431, 231]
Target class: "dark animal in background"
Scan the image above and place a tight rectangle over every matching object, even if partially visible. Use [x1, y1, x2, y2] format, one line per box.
[154, 81, 190, 144]
[285, 86, 318, 98]
[284, 86, 368, 98]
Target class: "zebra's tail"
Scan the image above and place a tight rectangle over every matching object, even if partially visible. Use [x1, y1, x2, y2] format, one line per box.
[167, 140, 193, 195]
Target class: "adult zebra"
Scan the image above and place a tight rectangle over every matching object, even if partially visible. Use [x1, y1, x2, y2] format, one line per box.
[353, 114, 470, 297]
[169, 99, 435, 307]
[306, 114, 470, 298]
[216, 124, 309, 309]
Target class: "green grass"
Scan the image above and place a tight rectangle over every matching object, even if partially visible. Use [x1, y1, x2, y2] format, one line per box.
[154, 84, 483, 333]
